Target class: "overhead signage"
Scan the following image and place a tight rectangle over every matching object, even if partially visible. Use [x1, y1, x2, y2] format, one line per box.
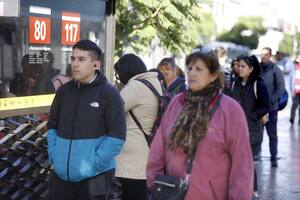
[29, 6, 51, 44]
[61, 12, 81, 45]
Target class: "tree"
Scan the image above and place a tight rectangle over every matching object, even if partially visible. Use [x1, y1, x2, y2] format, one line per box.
[115, 0, 215, 57]
[217, 16, 266, 49]
[278, 33, 293, 55]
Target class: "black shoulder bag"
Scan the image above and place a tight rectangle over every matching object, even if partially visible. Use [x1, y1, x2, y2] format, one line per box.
[151, 94, 222, 200]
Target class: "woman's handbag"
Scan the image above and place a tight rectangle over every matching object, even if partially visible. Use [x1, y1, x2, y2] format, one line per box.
[151, 165, 192, 200]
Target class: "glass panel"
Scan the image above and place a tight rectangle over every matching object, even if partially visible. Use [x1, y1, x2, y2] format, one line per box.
[0, 0, 107, 98]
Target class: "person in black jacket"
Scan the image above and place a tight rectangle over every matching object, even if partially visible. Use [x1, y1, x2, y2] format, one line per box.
[231, 55, 270, 158]
[47, 40, 126, 200]
[230, 55, 270, 198]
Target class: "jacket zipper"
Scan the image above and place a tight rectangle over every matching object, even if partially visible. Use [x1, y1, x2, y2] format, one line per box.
[66, 89, 79, 181]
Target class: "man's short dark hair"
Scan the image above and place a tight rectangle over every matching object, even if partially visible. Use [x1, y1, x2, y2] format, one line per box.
[73, 39, 102, 61]
[262, 47, 272, 55]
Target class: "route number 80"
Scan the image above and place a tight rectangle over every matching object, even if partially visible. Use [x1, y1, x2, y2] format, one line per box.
[34, 20, 46, 41]
[29, 16, 50, 44]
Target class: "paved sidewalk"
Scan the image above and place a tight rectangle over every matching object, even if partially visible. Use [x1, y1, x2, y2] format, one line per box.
[256, 100, 300, 199]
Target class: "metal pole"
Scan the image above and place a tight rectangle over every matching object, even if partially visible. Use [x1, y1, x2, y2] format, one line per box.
[104, 15, 116, 82]
[104, 0, 116, 83]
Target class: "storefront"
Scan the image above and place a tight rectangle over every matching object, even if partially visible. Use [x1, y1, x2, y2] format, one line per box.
[0, 0, 115, 117]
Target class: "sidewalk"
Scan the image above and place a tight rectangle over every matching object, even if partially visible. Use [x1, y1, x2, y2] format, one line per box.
[256, 100, 300, 199]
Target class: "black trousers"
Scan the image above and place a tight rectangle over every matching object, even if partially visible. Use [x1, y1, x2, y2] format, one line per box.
[47, 171, 113, 200]
[118, 177, 147, 200]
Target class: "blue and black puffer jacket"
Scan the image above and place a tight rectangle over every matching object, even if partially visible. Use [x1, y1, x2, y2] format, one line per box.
[47, 71, 126, 182]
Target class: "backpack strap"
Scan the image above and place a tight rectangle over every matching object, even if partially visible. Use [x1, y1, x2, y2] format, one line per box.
[129, 110, 151, 147]
[253, 80, 257, 99]
[231, 81, 236, 92]
[136, 79, 161, 97]
[129, 79, 160, 147]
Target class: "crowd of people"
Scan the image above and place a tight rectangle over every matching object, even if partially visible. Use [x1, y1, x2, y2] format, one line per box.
[42, 39, 295, 200]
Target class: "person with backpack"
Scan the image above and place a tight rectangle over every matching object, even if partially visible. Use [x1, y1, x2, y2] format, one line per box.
[157, 57, 187, 98]
[114, 54, 163, 200]
[231, 55, 270, 159]
[147, 51, 254, 200]
[47, 40, 126, 200]
[260, 47, 285, 167]
[230, 55, 270, 198]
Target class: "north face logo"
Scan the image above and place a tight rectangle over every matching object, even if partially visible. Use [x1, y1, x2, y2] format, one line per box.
[90, 102, 99, 108]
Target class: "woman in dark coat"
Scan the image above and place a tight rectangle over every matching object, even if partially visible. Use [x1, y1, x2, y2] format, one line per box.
[230, 55, 270, 197]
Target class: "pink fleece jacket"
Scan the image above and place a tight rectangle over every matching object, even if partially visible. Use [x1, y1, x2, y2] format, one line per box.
[147, 93, 254, 200]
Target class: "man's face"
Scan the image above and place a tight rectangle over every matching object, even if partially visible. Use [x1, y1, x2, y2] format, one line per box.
[261, 49, 271, 64]
[71, 48, 99, 83]
[158, 64, 177, 86]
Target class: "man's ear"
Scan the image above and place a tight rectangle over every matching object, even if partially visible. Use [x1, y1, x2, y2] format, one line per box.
[93, 61, 101, 69]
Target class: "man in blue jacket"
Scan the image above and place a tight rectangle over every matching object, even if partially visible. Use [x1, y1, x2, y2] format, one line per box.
[47, 40, 126, 200]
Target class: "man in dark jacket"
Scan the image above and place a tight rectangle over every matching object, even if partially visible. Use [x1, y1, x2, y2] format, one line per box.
[47, 40, 126, 200]
[260, 47, 285, 167]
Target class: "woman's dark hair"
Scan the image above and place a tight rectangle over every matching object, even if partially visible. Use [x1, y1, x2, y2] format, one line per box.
[240, 55, 260, 80]
[114, 53, 147, 84]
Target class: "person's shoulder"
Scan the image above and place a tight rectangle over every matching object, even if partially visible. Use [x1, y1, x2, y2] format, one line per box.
[168, 92, 186, 107]
[55, 79, 73, 93]
[100, 81, 120, 96]
[219, 94, 243, 113]
[256, 76, 265, 83]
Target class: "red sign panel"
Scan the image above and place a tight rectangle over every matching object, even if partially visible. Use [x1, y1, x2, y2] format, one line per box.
[61, 12, 81, 45]
[29, 16, 51, 44]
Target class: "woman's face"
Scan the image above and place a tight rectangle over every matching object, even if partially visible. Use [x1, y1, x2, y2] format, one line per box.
[232, 60, 240, 75]
[158, 64, 177, 86]
[186, 59, 217, 92]
[238, 60, 253, 80]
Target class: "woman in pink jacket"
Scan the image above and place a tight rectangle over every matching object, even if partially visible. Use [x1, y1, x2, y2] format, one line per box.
[146, 51, 254, 200]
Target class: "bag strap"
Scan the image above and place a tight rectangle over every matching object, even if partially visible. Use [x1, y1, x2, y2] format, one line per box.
[253, 80, 257, 99]
[129, 110, 150, 147]
[136, 79, 161, 97]
[186, 93, 222, 175]
[129, 79, 161, 147]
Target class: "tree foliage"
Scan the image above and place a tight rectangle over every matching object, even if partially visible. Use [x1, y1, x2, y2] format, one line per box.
[278, 34, 293, 55]
[217, 16, 266, 49]
[115, 0, 215, 57]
